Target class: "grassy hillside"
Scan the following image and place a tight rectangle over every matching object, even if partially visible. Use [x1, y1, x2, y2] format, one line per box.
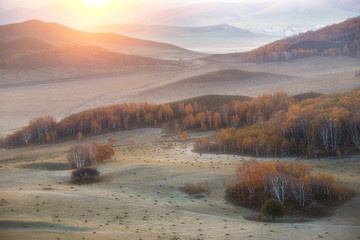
[169, 94, 252, 110]
[205, 16, 360, 63]
[0, 37, 54, 60]
[292, 91, 322, 102]
[0, 44, 176, 68]
[155, 69, 289, 87]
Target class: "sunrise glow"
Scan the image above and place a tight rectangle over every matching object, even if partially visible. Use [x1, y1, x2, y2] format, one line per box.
[83, 0, 108, 6]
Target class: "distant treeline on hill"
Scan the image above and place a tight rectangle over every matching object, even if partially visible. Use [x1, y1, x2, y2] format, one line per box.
[1, 90, 360, 157]
[218, 16, 360, 63]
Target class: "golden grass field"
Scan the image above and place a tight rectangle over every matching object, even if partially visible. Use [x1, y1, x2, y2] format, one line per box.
[0, 128, 360, 240]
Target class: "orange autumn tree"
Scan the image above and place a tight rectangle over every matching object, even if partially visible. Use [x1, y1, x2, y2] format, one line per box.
[95, 144, 115, 164]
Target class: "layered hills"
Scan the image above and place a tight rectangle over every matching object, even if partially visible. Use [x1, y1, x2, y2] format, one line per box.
[0, 20, 202, 59]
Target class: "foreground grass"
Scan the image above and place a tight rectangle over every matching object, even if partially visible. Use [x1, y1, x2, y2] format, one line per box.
[0, 128, 359, 240]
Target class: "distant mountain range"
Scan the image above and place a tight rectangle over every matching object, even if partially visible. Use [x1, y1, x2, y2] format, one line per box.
[205, 16, 360, 63]
[87, 23, 274, 53]
[87, 24, 260, 39]
[0, 20, 202, 60]
[0, 16, 359, 69]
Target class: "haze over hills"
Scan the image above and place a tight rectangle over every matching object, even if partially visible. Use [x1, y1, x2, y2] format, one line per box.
[0, 20, 203, 60]
[1, 1, 358, 54]
[205, 16, 360, 62]
[1, 1, 360, 240]
[87, 23, 276, 53]
[88, 24, 260, 39]
[1, 0, 358, 40]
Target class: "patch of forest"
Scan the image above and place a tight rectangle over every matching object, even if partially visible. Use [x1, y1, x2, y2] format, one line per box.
[1, 90, 359, 158]
[227, 159, 354, 218]
[206, 16, 360, 63]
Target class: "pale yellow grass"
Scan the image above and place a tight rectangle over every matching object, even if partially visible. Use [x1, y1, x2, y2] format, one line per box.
[0, 128, 359, 240]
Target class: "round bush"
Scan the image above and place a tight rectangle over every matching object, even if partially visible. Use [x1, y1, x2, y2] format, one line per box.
[71, 167, 100, 183]
[261, 199, 284, 220]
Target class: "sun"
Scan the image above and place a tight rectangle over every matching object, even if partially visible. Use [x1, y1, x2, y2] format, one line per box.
[83, 0, 108, 6]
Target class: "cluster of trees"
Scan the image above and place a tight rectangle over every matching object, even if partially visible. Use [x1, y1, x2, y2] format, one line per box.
[240, 16, 360, 62]
[2, 90, 360, 158]
[67, 141, 115, 168]
[227, 159, 353, 210]
[1, 92, 291, 147]
[1, 102, 162, 147]
[198, 90, 360, 157]
[67, 141, 114, 183]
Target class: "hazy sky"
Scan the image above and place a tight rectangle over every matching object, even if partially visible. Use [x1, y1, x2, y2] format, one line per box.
[0, 0, 279, 10]
[0, 0, 358, 30]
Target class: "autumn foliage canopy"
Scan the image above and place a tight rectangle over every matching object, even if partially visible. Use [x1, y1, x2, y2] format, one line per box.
[227, 159, 353, 210]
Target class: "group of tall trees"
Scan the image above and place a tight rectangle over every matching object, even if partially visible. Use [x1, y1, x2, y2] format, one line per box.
[197, 90, 360, 157]
[240, 16, 360, 63]
[2, 90, 360, 157]
[67, 141, 115, 168]
[227, 159, 352, 209]
[68, 141, 114, 183]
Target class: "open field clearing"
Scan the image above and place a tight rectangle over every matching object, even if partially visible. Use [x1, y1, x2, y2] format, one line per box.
[1, 56, 359, 137]
[0, 128, 359, 239]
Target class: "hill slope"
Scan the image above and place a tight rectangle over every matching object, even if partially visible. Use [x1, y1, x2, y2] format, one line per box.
[0, 44, 175, 68]
[0, 37, 54, 61]
[206, 16, 360, 63]
[0, 20, 203, 59]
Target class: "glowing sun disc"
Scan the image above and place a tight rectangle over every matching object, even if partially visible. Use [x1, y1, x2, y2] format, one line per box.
[84, 0, 108, 6]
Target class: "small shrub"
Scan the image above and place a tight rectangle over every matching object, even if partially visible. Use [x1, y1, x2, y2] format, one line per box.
[71, 167, 100, 183]
[179, 183, 207, 196]
[261, 199, 284, 220]
[305, 201, 326, 217]
[130, 138, 137, 145]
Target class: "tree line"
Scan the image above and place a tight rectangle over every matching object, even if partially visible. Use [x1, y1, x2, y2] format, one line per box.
[0, 92, 293, 147]
[227, 159, 353, 211]
[2, 90, 360, 158]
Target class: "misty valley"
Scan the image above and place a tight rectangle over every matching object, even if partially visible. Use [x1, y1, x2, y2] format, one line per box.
[0, 1, 360, 240]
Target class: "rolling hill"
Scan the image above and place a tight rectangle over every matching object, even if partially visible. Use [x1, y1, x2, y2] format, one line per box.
[0, 44, 175, 69]
[0, 37, 54, 61]
[205, 16, 360, 63]
[0, 20, 203, 59]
